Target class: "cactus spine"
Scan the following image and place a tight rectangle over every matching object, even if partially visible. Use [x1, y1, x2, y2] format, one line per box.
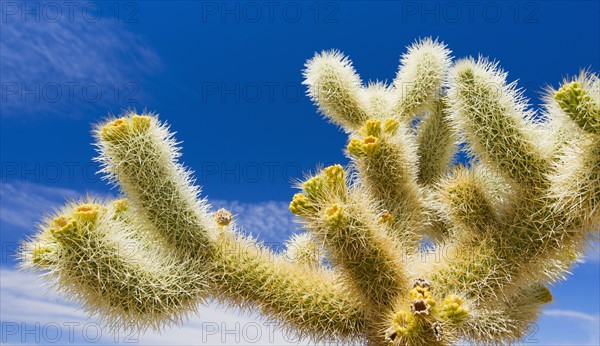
[22, 38, 599, 345]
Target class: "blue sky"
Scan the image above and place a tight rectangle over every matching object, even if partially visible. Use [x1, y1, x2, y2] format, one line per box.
[1, 0, 599, 344]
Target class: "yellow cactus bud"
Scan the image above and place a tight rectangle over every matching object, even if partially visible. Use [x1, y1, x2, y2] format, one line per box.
[363, 136, 379, 153]
[214, 208, 233, 226]
[112, 199, 129, 213]
[73, 204, 101, 223]
[324, 203, 346, 227]
[383, 118, 400, 134]
[100, 118, 130, 142]
[323, 164, 345, 195]
[410, 286, 436, 310]
[440, 294, 469, 322]
[302, 176, 325, 199]
[554, 81, 600, 133]
[49, 215, 78, 238]
[289, 193, 313, 216]
[363, 119, 381, 137]
[347, 138, 365, 157]
[389, 310, 417, 338]
[555, 82, 584, 110]
[131, 115, 152, 132]
[410, 286, 428, 300]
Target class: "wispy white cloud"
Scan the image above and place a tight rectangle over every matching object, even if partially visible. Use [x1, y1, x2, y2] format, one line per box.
[0, 2, 161, 118]
[544, 309, 598, 323]
[0, 267, 313, 345]
[542, 309, 600, 345]
[0, 181, 78, 229]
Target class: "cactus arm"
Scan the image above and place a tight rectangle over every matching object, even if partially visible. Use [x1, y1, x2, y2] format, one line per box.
[284, 232, 323, 270]
[21, 199, 208, 331]
[447, 58, 551, 190]
[362, 82, 395, 120]
[548, 138, 600, 230]
[548, 73, 600, 229]
[290, 165, 408, 310]
[554, 74, 600, 135]
[95, 114, 369, 340]
[495, 76, 600, 286]
[416, 98, 456, 186]
[436, 165, 498, 241]
[208, 228, 366, 342]
[392, 38, 451, 119]
[95, 114, 217, 260]
[303, 50, 369, 131]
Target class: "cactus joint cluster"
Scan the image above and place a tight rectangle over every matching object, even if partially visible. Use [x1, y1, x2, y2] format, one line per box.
[21, 38, 600, 345]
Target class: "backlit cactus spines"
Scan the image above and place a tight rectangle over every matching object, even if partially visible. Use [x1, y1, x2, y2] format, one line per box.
[416, 98, 456, 185]
[447, 58, 552, 190]
[284, 232, 322, 270]
[554, 78, 600, 135]
[21, 38, 599, 345]
[292, 165, 408, 310]
[347, 117, 429, 246]
[22, 198, 210, 331]
[95, 114, 218, 260]
[303, 50, 369, 131]
[392, 38, 452, 118]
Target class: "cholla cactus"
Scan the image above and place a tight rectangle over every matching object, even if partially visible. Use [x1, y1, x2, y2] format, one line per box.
[21, 38, 599, 345]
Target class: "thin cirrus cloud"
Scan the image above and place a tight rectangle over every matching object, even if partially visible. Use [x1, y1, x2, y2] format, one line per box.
[0, 267, 313, 345]
[0, 4, 161, 119]
[0, 181, 79, 229]
[540, 310, 600, 345]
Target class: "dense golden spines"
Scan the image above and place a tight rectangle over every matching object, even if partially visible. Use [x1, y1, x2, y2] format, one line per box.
[20, 38, 599, 345]
[448, 59, 551, 190]
[303, 51, 369, 131]
[284, 233, 322, 270]
[416, 98, 456, 185]
[548, 139, 600, 230]
[437, 166, 497, 239]
[292, 165, 408, 310]
[459, 283, 552, 344]
[547, 74, 600, 230]
[392, 38, 452, 118]
[209, 229, 366, 342]
[304, 38, 450, 131]
[555, 80, 600, 134]
[96, 114, 217, 260]
[22, 199, 209, 331]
